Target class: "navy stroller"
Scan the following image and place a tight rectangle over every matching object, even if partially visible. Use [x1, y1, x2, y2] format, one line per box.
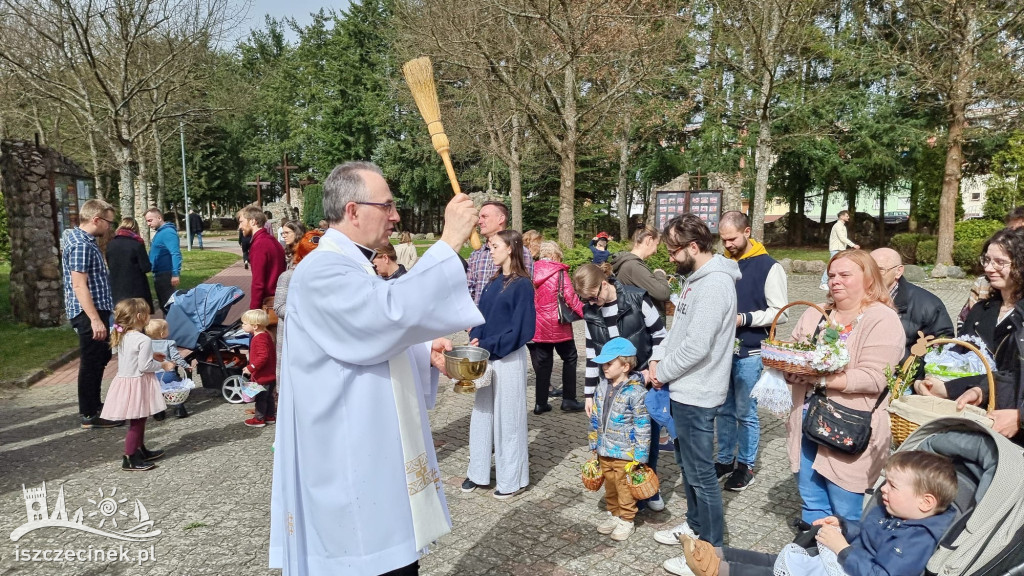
[166, 283, 251, 403]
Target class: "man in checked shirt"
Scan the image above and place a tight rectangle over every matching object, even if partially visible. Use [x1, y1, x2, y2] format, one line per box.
[465, 201, 534, 304]
[62, 199, 123, 429]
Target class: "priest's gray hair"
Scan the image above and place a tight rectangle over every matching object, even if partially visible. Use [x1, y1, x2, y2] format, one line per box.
[323, 161, 384, 223]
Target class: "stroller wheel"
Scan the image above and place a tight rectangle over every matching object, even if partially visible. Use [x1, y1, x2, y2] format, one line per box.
[222, 375, 248, 404]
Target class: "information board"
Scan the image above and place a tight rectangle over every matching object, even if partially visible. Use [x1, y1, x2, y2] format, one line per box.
[654, 190, 723, 233]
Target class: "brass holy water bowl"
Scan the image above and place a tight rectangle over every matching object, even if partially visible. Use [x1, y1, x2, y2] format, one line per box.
[444, 346, 489, 394]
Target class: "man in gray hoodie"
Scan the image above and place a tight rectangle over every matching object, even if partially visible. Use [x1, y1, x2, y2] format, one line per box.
[648, 214, 739, 569]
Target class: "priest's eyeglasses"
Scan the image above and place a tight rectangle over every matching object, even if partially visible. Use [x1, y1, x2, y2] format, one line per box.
[355, 200, 398, 214]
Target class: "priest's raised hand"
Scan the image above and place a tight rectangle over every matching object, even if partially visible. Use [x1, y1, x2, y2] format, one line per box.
[440, 193, 479, 251]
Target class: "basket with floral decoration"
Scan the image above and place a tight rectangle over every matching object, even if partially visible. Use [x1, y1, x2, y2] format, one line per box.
[581, 457, 604, 491]
[761, 301, 851, 375]
[624, 460, 659, 500]
[887, 334, 995, 447]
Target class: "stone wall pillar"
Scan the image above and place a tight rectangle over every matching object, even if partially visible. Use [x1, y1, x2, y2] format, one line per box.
[0, 140, 65, 326]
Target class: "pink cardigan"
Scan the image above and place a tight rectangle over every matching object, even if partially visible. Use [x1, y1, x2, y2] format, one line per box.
[785, 301, 904, 493]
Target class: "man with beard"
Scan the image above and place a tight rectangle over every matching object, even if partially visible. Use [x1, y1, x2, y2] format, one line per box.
[712, 211, 788, 492]
[648, 214, 740, 575]
[238, 205, 286, 311]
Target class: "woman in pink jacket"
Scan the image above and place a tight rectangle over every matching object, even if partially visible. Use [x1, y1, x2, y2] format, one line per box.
[528, 241, 585, 414]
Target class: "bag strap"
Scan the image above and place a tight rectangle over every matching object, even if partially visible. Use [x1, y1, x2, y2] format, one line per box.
[816, 386, 889, 411]
[557, 270, 565, 296]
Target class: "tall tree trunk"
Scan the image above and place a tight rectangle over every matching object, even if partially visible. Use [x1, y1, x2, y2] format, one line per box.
[87, 130, 104, 201]
[751, 109, 773, 241]
[908, 178, 919, 233]
[508, 114, 523, 232]
[556, 66, 578, 248]
[115, 144, 134, 220]
[152, 124, 166, 211]
[616, 110, 632, 241]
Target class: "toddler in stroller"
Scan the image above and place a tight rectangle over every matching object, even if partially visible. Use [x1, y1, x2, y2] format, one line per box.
[673, 417, 1024, 576]
[676, 450, 957, 576]
[146, 319, 191, 419]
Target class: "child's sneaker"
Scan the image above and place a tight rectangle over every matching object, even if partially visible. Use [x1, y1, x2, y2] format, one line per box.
[609, 517, 635, 541]
[663, 556, 696, 576]
[244, 417, 266, 428]
[596, 512, 618, 534]
[654, 521, 696, 545]
[265, 416, 277, 425]
[646, 492, 666, 511]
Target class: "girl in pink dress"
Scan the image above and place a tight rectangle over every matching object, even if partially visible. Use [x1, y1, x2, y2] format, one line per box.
[101, 298, 174, 471]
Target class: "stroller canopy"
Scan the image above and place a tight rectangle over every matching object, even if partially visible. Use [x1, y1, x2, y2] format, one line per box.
[166, 283, 245, 350]
[895, 417, 1024, 576]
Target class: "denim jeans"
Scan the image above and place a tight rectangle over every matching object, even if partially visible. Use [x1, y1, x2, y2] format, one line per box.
[716, 355, 762, 467]
[798, 433, 865, 523]
[820, 251, 839, 285]
[672, 400, 725, 546]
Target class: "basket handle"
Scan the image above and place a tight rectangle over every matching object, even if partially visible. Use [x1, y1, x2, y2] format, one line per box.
[905, 333, 997, 412]
[768, 300, 829, 342]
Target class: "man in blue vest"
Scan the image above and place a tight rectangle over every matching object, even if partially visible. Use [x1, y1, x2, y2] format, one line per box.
[715, 211, 788, 491]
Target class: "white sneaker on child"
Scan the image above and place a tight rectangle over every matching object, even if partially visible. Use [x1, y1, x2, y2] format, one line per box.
[596, 512, 618, 535]
[654, 521, 696, 545]
[647, 492, 666, 511]
[609, 517, 635, 541]
[664, 556, 696, 576]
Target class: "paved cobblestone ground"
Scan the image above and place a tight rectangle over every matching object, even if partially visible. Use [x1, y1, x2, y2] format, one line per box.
[0, 254, 975, 575]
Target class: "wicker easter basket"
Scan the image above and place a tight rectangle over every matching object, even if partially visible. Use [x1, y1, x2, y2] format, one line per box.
[761, 301, 839, 376]
[888, 335, 995, 447]
[625, 462, 660, 500]
[581, 458, 605, 491]
[161, 388, 190, 406]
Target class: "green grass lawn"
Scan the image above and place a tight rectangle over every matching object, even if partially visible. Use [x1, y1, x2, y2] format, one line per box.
[767, 246, 832, 262]
[0, 249, 239, 384]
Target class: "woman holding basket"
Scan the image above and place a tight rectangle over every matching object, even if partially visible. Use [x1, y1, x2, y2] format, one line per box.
[916, 228, 1024, 445]
[784, 250, 903, 523]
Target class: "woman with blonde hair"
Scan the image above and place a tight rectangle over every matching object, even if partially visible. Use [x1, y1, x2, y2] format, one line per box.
[610, 226, 672, 311]
[784, 249, 903, 523]
[522, 230, 543, 260]
[394, 231, 419, 270]
[529, 241, 585, 414]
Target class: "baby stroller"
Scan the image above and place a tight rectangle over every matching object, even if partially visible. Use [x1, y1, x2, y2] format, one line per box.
[166, 283, 251, 403]
[880, 417, 1024, 576]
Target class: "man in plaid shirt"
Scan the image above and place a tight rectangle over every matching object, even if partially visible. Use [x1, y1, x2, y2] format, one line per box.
[62, 199, 122, 429]
[466, 201, 534, 304]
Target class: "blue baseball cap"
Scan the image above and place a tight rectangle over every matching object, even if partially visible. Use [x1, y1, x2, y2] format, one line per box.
[593, 337, 638, 364]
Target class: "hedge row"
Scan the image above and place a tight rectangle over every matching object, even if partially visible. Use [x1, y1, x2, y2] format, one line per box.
[891, 219, 1003, 273]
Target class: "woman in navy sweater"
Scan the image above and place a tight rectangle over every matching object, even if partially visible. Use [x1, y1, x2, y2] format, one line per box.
[464, 230, 536, 499]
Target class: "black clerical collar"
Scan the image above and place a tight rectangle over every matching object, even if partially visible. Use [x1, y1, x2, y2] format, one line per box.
[353, 243, 377, 262]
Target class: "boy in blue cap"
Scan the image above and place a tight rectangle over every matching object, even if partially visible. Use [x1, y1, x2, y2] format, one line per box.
[588, 337, 651, 542]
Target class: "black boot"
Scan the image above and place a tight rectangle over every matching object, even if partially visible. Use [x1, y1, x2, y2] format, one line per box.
[153, 410, 166, 422]
[560, 399, 585, 412]
[175, 404, 189, 418]
[122, 450, 156, 471]
[139, 444, 165, 461]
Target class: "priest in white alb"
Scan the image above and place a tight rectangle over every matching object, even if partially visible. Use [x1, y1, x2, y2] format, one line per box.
[269, 161, 484, 576]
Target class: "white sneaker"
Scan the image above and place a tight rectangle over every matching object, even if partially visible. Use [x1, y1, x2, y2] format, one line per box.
[819, 283, 829, 291]
[647, 492, 666, 511]
[596, 512, 618, 534]
[664, 555, 696, 576]
[609, 517, 635, 541]
[654, 521, 696, 545]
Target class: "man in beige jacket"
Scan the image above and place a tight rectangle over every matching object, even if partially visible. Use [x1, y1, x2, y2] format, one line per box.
[820, 210, 859, 290]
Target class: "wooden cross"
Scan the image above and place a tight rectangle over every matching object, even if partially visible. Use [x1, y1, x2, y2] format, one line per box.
[276, 153, 299, 206]
[245, 175, 271, 207]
